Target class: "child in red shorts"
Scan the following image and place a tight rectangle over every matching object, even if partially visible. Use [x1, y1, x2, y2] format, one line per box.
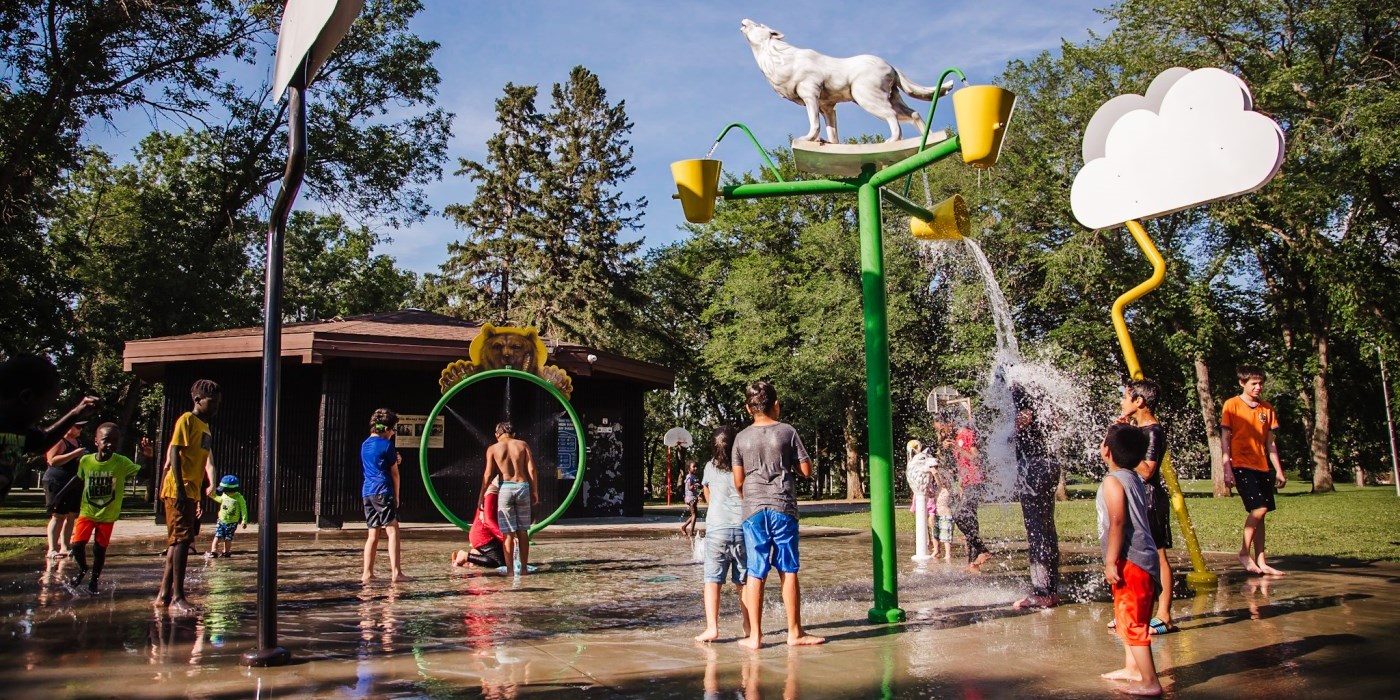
[1096, 423, 1163, 696]
[69, 423, 146, 593]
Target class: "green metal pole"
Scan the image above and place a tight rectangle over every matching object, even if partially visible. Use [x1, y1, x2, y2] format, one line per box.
[723, 179, 860, 200]
[858, 176, 904, 624]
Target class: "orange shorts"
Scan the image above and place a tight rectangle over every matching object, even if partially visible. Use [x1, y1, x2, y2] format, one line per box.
[1113, 560, 1155, 647]
[71, 517, 115, 548]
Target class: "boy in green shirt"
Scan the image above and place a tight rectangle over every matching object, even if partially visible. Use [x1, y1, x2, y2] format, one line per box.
[206, 474, 248, 558]
[69, 423, 146, 593]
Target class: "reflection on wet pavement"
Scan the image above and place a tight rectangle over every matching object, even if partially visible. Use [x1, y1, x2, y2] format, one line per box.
[1, 529, 1397, 697]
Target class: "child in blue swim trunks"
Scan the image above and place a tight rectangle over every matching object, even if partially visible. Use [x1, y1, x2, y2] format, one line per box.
[733, 381, 825, 649]
[205, 474, 247, 558]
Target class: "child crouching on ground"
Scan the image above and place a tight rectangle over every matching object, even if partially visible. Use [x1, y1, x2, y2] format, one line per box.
[1097, 423, 1163, 696]
[207, 475, 248, 558]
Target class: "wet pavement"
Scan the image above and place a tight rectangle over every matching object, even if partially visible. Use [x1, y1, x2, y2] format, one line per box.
[1, 526, 1397, 698]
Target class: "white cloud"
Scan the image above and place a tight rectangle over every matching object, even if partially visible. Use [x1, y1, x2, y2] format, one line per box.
[1070, 67, 1284, 230]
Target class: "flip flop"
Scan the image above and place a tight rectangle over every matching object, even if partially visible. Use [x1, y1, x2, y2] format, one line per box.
[1107, 619, 1117, 629]
[1148, 618, 1178, 634]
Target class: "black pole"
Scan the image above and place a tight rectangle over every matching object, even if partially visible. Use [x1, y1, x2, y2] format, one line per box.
[243, 76, 306, 669]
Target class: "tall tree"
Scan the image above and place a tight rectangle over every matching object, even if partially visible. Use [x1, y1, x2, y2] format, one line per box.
[278, 211, 417, 322]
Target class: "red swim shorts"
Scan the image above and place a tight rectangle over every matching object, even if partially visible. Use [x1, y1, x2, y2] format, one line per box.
[71, 517, 115, 548]
[1113, 560, 1155, 647]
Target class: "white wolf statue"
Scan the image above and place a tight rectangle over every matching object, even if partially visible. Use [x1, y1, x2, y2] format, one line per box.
[741, 18, 952, 144]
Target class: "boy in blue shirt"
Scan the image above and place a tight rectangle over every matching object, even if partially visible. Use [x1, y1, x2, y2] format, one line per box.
[361, 408, 412, 582]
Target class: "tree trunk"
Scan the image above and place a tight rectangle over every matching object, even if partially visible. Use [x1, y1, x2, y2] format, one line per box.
[1192, 355, 1229, 497]
[844, 404, 864, 499]
[812, 430, 824, 500]
[1311, 333, 1334, 492]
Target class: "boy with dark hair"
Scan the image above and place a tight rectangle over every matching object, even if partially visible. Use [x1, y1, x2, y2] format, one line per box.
[362, 408, 411, 582]
[1097, 423, 1163, 696]
[483, 421, 538, 575]
[733, 380, 824, 649]
[68, 423, 145, 593]
[1120, 378, 1176, 633]
[1221, 366, 1286, 576]
[156, 379, 220, 614]
[0, 355, 97, 505]
[1013, 385, 1061, 610]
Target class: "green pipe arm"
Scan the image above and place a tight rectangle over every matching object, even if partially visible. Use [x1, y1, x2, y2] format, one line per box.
[723, 179, 861, 200]
[880, 189, 937, 222]
[903, 67, 968, 197]
[713, 122, 785, 182]
[868, 136, 961, 189]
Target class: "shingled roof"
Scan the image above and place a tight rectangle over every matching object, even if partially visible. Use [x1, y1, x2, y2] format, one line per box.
[123, 309, 673, 390]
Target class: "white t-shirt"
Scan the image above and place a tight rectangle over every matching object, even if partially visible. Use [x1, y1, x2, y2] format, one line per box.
[702, 461, 744, 530]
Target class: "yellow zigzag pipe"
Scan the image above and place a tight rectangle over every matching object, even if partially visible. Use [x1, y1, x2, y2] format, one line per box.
[1112, 219, 1218, 590]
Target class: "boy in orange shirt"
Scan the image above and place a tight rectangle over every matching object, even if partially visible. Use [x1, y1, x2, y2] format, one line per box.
[1220, 366, 1286, 576]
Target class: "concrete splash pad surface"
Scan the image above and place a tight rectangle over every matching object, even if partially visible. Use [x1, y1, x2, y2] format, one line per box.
[1, 527, 1398, 698]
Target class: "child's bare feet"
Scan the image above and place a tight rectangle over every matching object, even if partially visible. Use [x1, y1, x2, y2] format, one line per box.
[1101, 668, 1141, 681]
[787, 633, 825, 646]
[694, 628, 720, 643]
[737, 636, 762, 650]
[391, 571, 414, 582]
[1013, 593, 1060, 610]
[168, 599, 199, 617]
[1238, 552, 1263, 574]
[1118, 681, 1164, 696]
[152, 596, 169, 609]
[967, 552, 991, 573]
[362, 572, 377, 583]
[1257, 555, 1285, 576]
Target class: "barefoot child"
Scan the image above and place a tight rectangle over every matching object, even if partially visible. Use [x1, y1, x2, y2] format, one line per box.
[733, 381, 824, 649]
[206, 475, 248, 558]
[68, 423, 145, 593]
[1120, 379, 1177, 633]
[482, 422, 538, 575]
[695, 426, 750, 643]
[156, 379, 220, 615]
[932, 465, 954, 561]
[1097, 423, 1163, 696]
[0, 355, 98, 506]
[1220, 366, 1287, 576]
[362, 408, 411, 582]
[452, 480, 505, 569]
[680, 461, 701, 537]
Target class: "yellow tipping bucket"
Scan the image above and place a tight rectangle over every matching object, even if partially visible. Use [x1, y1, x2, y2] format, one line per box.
[671, 159, 722, 224]
[910, 194, 969, 240]
[953, 85, 1017, 168]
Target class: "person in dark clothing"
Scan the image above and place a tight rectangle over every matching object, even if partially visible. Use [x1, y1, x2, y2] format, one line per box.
[0, 355, 98, 506]
[1012, 385, 1061, 609]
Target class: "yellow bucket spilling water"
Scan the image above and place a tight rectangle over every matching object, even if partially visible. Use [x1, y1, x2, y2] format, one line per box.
[910, 194, 969, 240]
[953, 86, 1016, 168]
[671, 159, 722, 224]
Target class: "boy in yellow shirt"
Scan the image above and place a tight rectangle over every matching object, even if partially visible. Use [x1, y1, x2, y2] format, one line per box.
[155, 380, 220, 615]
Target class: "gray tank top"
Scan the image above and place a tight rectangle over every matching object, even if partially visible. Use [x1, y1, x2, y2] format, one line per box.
[1097, 468, 1160, 580]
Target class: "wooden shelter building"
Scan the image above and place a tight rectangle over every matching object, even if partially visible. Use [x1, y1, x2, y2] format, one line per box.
[123, 310, 673, 527]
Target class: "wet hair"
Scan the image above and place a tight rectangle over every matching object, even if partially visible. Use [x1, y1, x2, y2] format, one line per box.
[1011, 385, 1034, 413]
[1126, 378, 1160, 412]
[0, 354, 61, 399]
[1236, 365, 1267, 383]
[686, 460, 698, 472]
[94, 422, 120, 439]
[190, 379, 221, 401]
[495, 421, 514, 437]
[745, 380, 778, 415]
[711, 426, 737, 471]
[370, 408, 398, 433]
[1104, 423, 1148, 470]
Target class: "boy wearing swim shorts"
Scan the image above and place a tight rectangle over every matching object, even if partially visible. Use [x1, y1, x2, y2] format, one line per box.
[69, 423, 144, 593]
[1097, 423, 1162, 696]
[1220, 366, 1287, 576]
[482, 422, 537, 575]
[206, 474, 248, 558]
[362, 408, 411, 582]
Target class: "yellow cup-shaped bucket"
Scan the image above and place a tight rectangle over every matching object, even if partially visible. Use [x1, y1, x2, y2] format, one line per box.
[953, 86, 1017, 168]
[671, 159, 722, 224]
[910, 194, 969, 240]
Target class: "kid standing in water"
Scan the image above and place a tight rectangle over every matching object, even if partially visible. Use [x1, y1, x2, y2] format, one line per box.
[361, 408, 412, 582]
[1120, 379, 1177, 633]
[206, 475, 248, 558]
[482, 422, 538, 575]
[932, 464, 954, 561]
[694, 426, 750, 643]
[156, 379, 220, 614]
[1097, 423, 1163, 697]
[68, 423, 145, 593]
[1220, 366, 1287, 576]
[733, 381, 824, 649]
[681, 461, 701, 537]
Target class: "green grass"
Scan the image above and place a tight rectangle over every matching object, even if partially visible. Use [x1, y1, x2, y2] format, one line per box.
[0, 537, 45, 562]
[0, 489, 157, 561]
[802, 480, 1400, 562]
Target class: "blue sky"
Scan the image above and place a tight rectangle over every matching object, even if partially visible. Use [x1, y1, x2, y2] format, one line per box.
[90, 1, 1114, 274]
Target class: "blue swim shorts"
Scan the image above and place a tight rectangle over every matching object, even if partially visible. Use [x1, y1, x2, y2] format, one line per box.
[703, 527, 746, 585]
[743, 509, 799, 580]
[497, 481, 532, 534]
[214, 521, 238, 541]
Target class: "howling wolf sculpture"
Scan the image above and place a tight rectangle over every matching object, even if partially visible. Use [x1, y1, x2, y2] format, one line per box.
[741, 18, 952, 143]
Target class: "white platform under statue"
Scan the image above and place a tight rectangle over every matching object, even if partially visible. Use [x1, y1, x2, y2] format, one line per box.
[792, 130, 952, 177]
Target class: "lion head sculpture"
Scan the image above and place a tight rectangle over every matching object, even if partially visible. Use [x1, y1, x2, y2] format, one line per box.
[438, 324, 573, 400]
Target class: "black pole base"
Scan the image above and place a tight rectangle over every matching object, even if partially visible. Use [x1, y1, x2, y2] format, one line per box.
[242, 646, 291, 668]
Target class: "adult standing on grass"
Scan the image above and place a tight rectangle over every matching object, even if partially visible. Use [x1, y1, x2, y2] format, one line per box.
[43, 421, 85, 559]
[362, 408, 412, 582]
[155, 380, 220, 615]
[1221, 366, 1287, 576]
[733, 380, 824, 649]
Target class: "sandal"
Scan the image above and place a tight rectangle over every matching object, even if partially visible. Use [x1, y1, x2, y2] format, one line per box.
[1107, 619, 1117, 629]
[1148, 617, 1179, 634]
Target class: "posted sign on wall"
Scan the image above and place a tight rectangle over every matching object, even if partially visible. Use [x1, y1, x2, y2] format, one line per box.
[395, 414, 445, 449]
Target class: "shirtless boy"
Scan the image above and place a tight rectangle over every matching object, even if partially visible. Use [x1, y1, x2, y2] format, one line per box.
[481, 422, 538, 574]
